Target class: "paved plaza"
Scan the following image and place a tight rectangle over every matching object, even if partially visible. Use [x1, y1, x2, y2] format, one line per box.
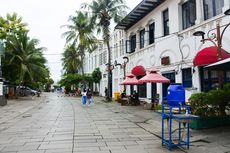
[0, 93, 230, 153]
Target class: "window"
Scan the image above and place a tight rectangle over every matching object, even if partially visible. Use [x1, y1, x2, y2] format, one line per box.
[163, 9, 169, 36]
[99, 53, 103, 65]
[203, 0, 224, 20]
[182, 68, 192, 88]
[130, 34, 136, 53]
[139, 29, 145, 49]
[182, 0, 196, 29]
[149, 22, 155, 44]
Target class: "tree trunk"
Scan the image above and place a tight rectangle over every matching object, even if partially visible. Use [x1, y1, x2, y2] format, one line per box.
[105, 31, 112, 102]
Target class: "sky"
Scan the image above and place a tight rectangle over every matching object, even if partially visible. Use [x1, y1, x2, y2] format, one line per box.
[0, 0, 141, 83]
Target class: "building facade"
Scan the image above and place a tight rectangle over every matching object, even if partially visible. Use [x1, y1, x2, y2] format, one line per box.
[85, 0, 230, 102]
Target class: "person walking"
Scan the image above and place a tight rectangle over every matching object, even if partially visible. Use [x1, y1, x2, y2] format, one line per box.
[86, 88, 92, 106]
[82, 88, 87, 106]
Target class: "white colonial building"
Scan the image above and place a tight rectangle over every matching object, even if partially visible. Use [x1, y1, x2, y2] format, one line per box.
[84, 0, 230, 102]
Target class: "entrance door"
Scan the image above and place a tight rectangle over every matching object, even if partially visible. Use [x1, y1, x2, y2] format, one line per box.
[162, 72, 175, 100]
[151, 83, 156, 102]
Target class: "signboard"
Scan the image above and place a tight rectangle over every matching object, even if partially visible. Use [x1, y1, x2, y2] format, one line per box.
[161, 56, 170, 65]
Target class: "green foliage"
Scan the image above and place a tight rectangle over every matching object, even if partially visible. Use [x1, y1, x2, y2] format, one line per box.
[0, 13, 50, 88]
[61, 44, 81, 74]
[0, 13, 28, 39]
[59, 73, 83, 89]
[189, 92, 216, 117]
[189, 83, 230, 117]
[62, 11, 97, 76]
[92, 68, 102, 83]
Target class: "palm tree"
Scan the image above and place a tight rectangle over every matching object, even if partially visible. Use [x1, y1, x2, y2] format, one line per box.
[0, 12, 28, 39]
[4, 32, 48, 86]
[62, 11, 97, 76]
[82, 0, 127, 101]
[61, 44, 81, 74]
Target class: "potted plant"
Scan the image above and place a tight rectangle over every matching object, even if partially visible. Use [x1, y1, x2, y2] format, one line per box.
[189, 83, 230, 129]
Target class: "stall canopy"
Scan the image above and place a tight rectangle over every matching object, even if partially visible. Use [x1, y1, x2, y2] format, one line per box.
[131, 65, 146, 76]
[193, 46, 230, 66]
[139, 67, 170, 83]
[120, 73, 142, 85]
[205, 57, 230, 70]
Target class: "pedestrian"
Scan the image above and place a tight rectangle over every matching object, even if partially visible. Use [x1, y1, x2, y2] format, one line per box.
[104, 87, 108, 97]
[86, 88, 92, 106]
[82, 88, 87, 106]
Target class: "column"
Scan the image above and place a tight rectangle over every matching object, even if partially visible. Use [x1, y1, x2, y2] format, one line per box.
[195, 0, 204, 24]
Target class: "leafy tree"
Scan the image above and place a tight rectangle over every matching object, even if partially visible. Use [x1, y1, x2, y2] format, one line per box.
[59, 73, 83, 92]
[0, 12, 28, 39]
[61, 44, 81, 74]
[62, 11, 97, 76]
[92, 68, 102, 92]
[3, 32, 48, 86]
[82, 0, 127, 101]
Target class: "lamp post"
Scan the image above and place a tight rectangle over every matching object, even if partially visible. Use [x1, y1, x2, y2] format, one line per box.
[193, 9, 230, 88]
[114, 56, 129, 94]
[0, 40, 7, 106]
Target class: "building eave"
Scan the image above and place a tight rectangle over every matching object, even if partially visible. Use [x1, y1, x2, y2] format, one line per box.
[115, 0, 165, 30]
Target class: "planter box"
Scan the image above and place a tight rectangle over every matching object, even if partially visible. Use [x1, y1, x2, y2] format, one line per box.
[190, 116, 230, 130]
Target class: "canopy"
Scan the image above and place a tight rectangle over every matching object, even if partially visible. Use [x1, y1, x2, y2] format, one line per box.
[193, 46, 230, 66]
[139, 68, 170, 83]
[205, 57, 230, 70]
[131, 65, 146, 76]
[120, 73, 142, 85]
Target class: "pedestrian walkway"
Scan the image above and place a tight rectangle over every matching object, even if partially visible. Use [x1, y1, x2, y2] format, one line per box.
[0, 93, 229, 153]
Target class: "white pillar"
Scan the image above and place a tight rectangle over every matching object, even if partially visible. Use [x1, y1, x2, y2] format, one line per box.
[195, 0, 204, 24]
[147, 83, 151, 99]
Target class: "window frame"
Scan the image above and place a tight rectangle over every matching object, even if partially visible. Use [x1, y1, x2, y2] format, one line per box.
[149, 22, 155, 44]
[139, 29, 145, 49]
[182, 68, 192, 88]
[182, 0, 196, 30]
[130, 34, 136, 53]
[203, 0, 224, 20]
[163, 9, 169, 36]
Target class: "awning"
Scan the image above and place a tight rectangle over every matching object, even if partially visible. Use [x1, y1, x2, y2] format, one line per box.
[205, 57, 230, 70]
[131, 65, 146, 76]
[193, 46, 230, 66]
[139, 67, 170, 83]
[120, 73, 142, 85]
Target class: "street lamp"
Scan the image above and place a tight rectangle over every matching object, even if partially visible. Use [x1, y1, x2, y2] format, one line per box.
[193, 9, 230, 88]
[114, 56, 129, 93]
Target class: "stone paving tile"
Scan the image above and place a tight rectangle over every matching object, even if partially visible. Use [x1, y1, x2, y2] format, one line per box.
[74, 142, 106, 147]
[0, 94, 229, 153]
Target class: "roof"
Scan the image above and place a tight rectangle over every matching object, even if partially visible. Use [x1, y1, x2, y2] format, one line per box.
[115, 0, 165, 30]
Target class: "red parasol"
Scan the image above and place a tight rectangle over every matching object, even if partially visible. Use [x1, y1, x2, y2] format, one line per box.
[139, 67, 170, 83]
[120, 73, 142, 85]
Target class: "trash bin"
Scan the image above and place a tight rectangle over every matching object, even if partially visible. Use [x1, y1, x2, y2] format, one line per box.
[167, 83, 185, 106]
[114, 92, 121, 101]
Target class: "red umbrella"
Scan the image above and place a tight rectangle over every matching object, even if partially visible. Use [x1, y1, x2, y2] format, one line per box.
[139, 68, 170, 83]
[120, 73, 142, 85]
